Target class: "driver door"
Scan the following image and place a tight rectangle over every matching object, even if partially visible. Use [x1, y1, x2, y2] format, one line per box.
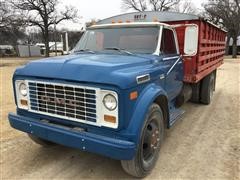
[160, 28, 184, 100]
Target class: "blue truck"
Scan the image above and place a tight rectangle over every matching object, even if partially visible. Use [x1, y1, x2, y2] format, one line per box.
[9, 12, 226, 177]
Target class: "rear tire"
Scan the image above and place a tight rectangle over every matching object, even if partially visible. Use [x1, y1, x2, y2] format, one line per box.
[200, 72, 215, 105]
[121, 103, 164, 178]
[28, 134, 56, 147]
[190, 82, 201, 103]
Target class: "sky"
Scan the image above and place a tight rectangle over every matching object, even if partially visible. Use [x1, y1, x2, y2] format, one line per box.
[58, 0, 208, 31]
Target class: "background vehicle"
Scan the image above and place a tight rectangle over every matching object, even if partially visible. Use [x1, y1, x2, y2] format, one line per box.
[8, 12, 226, 177]
[0, 45, 15, 57]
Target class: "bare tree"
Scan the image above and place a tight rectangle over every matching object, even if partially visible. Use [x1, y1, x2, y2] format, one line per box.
[204, 0, 240, 58]
[172, 0, 197, 14]
[12, 0, 78, 57]
[122, 0, 181, 12]
[0, 1, 24, 30]
[122, 0, 147, 11]
[85, 19, 99, 28]
[0, 1, 26, 45]
[149, 0, 180, 11]
[0, 1, 12, 29]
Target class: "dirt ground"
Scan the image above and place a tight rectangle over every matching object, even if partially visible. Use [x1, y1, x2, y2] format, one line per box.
[0, 57, 239, 179]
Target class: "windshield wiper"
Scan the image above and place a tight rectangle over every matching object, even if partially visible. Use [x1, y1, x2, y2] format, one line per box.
[104, 47, 134, 55]
[74, 49, 95, 54]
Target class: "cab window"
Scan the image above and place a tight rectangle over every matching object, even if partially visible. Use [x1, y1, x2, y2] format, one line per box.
[160, 28, 177, 54]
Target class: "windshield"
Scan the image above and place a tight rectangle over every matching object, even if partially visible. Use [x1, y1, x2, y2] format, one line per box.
[74, 27, 160, 54]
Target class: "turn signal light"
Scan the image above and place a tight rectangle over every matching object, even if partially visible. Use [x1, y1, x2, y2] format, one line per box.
[130, 91, 138, 100]
[20, 99, 28, 106]
[104, 115, 116, 123]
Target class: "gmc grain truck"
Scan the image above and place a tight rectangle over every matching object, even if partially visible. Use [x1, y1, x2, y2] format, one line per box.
[9, 12, 226, 177]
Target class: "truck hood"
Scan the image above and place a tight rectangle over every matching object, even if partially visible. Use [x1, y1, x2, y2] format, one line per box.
[14, 54, 160, 89]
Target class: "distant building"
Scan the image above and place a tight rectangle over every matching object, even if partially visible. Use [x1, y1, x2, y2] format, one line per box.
[35, 43, 46, 55]
[17, 45, 41, 57]
[228, 36, 240, 55]
[35, 42, 64, 55]
[49, 42, 63, 52]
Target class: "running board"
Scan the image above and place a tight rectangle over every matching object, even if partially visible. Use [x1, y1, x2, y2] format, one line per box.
[169, 108, 185, 127]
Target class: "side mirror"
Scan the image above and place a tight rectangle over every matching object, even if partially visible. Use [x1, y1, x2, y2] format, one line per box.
[184, 25, 199, 56]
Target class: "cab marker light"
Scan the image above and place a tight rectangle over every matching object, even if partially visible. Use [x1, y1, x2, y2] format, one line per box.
[153, 17, 159, 22]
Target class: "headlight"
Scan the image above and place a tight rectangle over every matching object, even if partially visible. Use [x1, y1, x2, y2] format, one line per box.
[19, 82, 27, 96]
[103, 94, 117, 111]
[15, 80, 29, 110]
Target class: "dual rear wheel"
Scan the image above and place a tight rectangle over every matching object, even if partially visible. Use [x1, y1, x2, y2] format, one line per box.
[200, 72, 216, 104]
[191, 71, 216, 105]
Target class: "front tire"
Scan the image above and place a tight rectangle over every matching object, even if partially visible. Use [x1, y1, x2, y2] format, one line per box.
[121, 103, 165, 177]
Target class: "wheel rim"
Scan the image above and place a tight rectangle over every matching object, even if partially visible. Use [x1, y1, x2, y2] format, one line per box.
[141, 117, 161, 166]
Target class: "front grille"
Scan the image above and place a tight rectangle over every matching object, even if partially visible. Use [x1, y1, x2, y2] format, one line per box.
[28, 81, 99, 124]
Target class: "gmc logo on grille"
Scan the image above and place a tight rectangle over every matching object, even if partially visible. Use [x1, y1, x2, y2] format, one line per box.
[40, 96, 77, 107]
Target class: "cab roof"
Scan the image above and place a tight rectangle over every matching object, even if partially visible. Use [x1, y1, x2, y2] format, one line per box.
[89, 22, 171, 29]
[96, 11, 200, 25]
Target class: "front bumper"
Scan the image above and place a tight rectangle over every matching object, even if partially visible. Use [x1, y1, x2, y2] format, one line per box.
[8, 113, 136, 160]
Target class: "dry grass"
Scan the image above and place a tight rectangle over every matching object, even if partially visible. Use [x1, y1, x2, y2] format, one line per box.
[0, 57, 43, 141]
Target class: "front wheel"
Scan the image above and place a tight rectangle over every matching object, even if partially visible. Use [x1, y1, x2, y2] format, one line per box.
[121, 103, 165, 177]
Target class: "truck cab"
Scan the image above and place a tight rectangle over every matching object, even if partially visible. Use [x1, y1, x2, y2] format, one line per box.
[75, 21, 185, 100]
[8, 12, 226, 178]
